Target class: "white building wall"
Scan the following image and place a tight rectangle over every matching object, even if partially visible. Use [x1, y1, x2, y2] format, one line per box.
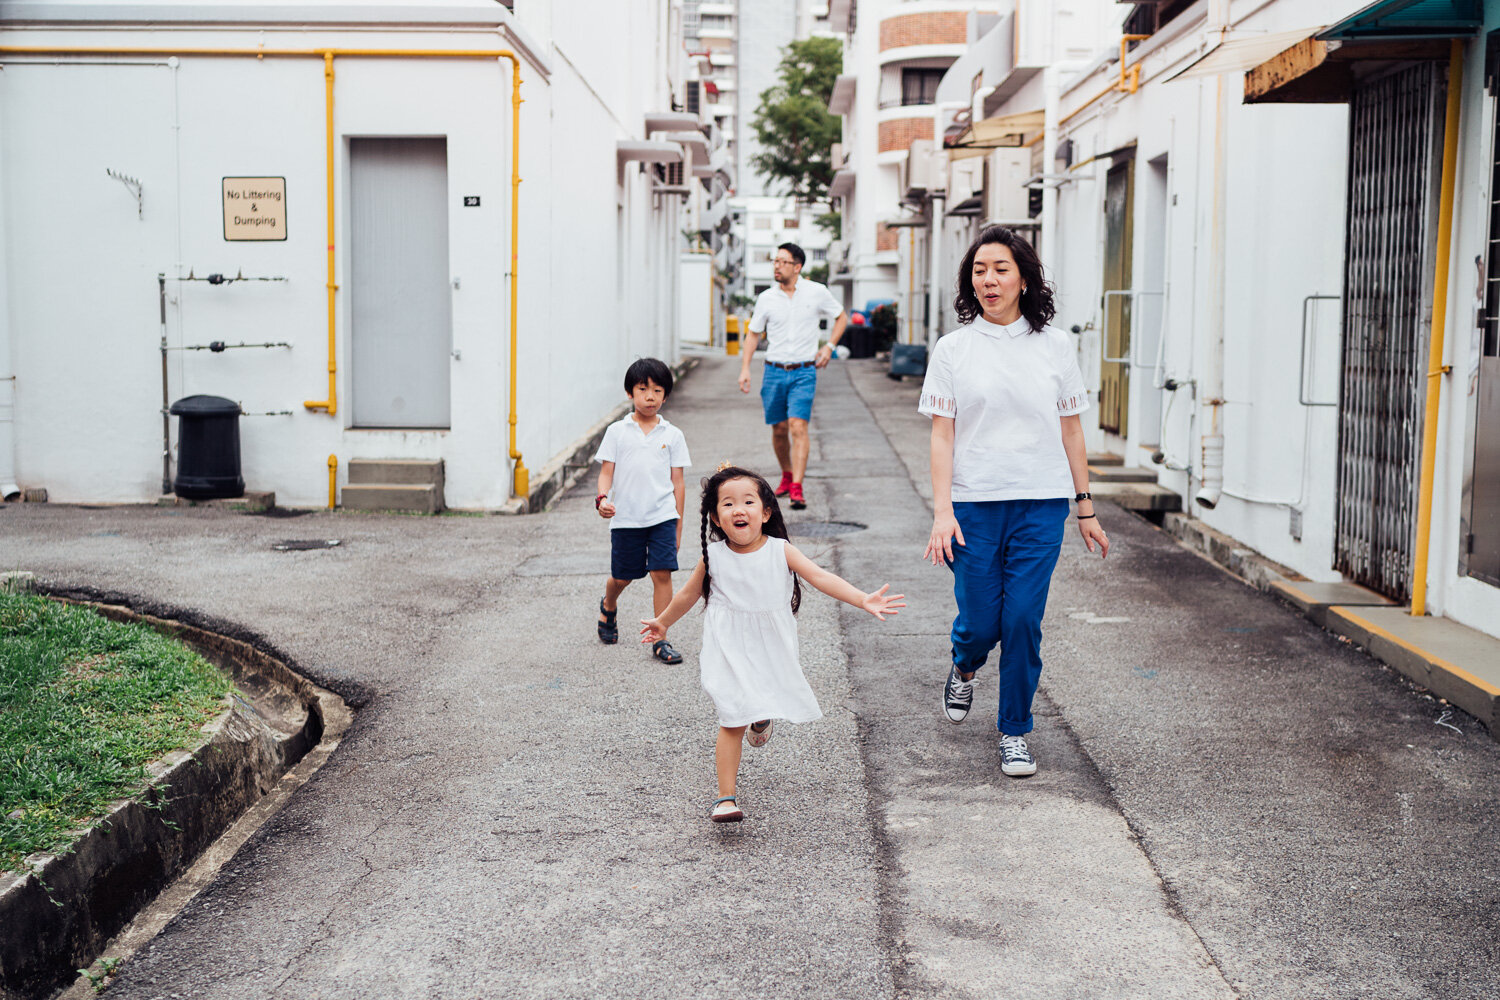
[0, 0, 692, 510]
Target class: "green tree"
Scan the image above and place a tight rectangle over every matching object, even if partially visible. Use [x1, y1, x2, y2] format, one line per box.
[750, 37, 843, 204]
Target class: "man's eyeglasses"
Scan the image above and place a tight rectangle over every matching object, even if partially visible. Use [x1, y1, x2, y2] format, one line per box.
[773, 257, 799, 266]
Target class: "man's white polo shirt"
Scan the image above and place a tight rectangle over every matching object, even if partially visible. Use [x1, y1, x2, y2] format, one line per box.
[593, 415, 692, 528]
[749, 278, 844, 364]
[918, 316, 1089, 501]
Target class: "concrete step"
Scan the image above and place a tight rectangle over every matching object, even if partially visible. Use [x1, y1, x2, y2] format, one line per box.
[1270, 579, 1396, 629]
[1090, 466, 1159, 484]
[1088, 451, 1123, 467]
[1094, 481, 1181, 512]
[347, 458, 444, 487]
[341, 483, 442, 514]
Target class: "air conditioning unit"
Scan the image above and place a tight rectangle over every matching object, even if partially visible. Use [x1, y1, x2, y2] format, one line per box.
[905, 139, 934, 198]
[983, 147, 1030, 222]
[655, 160, 685, 186]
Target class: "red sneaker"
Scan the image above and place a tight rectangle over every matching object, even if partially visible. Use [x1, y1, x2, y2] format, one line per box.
[775, 471, 793, 497]
[788, 482, 806, 509]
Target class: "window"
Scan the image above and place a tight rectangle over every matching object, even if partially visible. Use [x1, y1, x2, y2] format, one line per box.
[753, 217, 773, 230]
[811, 247, 827, 261]
[782, 217, 800, 228]
[901, 68, 944, 107]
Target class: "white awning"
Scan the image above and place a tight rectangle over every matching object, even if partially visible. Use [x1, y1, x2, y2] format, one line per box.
[1163, 27, 1326, 82]
[945, 109, 1044, 161]
[829, 74, 857, 115]
[645, 111, 701, 134]
[829, 168, 855, 199]
[617, 141, 682, 167]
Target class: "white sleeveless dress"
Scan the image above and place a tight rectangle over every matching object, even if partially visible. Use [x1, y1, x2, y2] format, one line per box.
[699, 537, 823, 727]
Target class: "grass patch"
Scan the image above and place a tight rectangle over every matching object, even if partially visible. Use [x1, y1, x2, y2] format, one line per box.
[0, 593, 231, 873]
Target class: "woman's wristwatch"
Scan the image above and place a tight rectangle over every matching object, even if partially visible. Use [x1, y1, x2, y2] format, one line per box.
[1075, 491, 1097, 520]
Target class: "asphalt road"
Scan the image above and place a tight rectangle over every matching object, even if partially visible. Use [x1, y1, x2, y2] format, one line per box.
[3, 353, 1496, 1000]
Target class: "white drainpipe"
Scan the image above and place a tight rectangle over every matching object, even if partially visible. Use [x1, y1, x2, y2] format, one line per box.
[1195, 6, 1232, 512]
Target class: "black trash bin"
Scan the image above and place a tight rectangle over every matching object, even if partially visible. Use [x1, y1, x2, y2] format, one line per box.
[170, 395, 245, 499]
[844, 324, 874, 359]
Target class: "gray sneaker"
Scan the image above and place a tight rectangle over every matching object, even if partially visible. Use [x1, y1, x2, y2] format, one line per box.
[999, 734, 1037, 777]
[943, 666, 974, 724]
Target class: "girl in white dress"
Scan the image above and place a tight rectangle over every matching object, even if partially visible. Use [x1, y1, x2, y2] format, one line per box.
[640, 465, 904, 823]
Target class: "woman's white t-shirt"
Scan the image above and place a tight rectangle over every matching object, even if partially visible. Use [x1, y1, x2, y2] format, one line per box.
[917, 316, 1089, 502]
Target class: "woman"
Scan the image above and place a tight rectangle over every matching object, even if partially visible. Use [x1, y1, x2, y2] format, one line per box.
[920, 226, 1109, 777]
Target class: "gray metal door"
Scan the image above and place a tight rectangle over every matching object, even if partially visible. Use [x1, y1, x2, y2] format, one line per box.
[1334, 63, 1443, 601]
[350, 137, 451, 428]
[1466, 83, 1500, 586]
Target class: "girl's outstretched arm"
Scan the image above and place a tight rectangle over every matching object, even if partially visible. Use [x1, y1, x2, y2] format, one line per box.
[640, 560, 708, 643]
[784, 544, 906, 621]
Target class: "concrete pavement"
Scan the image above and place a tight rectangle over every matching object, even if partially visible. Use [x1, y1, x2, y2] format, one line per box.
[3, 353, 1498, 999]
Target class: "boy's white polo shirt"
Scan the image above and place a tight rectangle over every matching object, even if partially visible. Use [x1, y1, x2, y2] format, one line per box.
[593, 415, 691, 529]
[918, 316, 1089, 501]
[749, 278, 843, 363]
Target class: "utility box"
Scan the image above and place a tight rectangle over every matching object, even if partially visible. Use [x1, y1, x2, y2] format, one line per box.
[170, 395, 244, 500]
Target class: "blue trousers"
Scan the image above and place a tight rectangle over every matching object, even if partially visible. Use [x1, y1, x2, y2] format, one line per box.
[948, 499, 1068, 735]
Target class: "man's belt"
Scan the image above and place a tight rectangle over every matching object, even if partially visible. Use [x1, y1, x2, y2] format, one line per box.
[765, 360, 816, 370]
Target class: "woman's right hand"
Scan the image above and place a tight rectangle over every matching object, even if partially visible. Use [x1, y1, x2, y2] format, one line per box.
[924, 512, 965, 566]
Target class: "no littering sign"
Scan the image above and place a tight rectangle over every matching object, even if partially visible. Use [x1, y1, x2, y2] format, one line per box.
[222, 177, 287, 241]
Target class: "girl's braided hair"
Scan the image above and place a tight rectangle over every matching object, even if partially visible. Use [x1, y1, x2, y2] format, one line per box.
[699, 465, 802, 614]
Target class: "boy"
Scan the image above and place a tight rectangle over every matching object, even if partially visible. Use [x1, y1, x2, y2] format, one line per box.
[594, 358, 692, 663]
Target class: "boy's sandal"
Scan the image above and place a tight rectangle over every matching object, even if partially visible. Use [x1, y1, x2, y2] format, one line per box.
[746, 719, 774, 748]
[652, 639, 683, 664]
[597, 598, 618, 644]
[709, 796, 744, 823]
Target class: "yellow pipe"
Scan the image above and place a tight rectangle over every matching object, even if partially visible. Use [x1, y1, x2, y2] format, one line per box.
[327, 454, 338, 509]
[1042, 33, 1152, 141]
[305, 51, 337, 414]
[1410, 38, 1465, 617]
[0, 44, 529, 500]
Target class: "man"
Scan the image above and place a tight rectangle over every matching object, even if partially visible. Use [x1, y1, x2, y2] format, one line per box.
[737, 242, 848, 510]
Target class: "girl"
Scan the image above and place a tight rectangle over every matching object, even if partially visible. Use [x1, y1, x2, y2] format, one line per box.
[640, 465, 904, 823]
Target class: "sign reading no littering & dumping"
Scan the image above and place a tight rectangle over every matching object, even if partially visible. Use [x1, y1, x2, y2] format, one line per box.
[222, 177, 287, 241]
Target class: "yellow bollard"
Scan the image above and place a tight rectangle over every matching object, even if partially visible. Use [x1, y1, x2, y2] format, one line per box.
[726, 315, 741, 356]
[327, 454, 338, 509]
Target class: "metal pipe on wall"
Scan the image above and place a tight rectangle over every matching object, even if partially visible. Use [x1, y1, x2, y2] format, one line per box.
[1411, 39, 1466, 617]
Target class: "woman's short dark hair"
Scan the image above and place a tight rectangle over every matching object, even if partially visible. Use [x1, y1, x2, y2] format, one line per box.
[952, 226, 1055, 332]
[624, 357, 673, 397]
[777, 242, 806, 267]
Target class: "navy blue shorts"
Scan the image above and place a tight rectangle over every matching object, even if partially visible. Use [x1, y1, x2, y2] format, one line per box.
[610, 519, 679, 580]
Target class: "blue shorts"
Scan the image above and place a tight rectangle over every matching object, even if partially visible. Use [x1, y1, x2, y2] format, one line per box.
[760, 363, 818, 425]
[610, 519, 679, 580]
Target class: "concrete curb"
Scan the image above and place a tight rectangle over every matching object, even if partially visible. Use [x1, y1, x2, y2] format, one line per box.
[0, 599, 348, 999]
[518, 355, 701, 514]
[1154, 511, 1498, 739]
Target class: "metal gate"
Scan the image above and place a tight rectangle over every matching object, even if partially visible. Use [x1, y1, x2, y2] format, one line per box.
[1334, 62, 1444, 601]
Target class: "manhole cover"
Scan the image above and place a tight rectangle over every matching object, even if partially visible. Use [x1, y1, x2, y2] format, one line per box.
[786, 520, 867, 537]
[272, 539, 342, 551]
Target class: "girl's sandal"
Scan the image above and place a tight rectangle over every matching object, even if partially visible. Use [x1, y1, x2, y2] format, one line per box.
[746, 719, 774, 748]
[709, 796, 744, 823]
[597, 598, 618, 644]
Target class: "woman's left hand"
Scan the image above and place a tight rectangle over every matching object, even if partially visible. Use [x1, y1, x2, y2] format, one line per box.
[1079, 517, 1109, 559]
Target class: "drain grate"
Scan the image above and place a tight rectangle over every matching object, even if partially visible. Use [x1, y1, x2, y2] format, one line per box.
[252, 507, 313, 518]
[786, 520, 867, 538]
[272, 539, 342, 551]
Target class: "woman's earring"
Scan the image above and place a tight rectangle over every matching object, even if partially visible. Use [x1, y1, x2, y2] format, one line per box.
[1021, 285, 1028, 294]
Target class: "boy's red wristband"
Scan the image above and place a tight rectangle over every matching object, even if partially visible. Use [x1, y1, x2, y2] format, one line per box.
[595, 494, 608, 509]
